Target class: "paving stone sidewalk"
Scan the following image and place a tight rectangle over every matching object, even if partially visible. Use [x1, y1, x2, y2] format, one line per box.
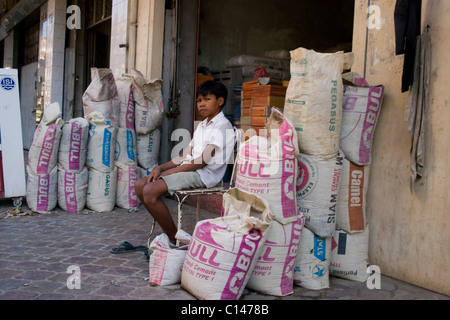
[0, 198, 449, 301]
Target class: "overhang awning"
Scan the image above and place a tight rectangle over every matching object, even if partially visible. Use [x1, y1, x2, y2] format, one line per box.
[0, 0, 47, 41]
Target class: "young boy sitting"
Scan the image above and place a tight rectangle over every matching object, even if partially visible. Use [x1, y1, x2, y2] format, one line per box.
[135, 80, 235, 244]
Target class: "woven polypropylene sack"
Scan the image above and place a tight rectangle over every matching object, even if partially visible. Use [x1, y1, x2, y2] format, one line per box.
[131, 69, 164, 135]
[235, 109, 299, 225]
[181, 188, 272, 300]
[26, 166, 58, 213]
[284, 48, 344, 159]
[116, 75, 136, 130]
[86, 115, 117, 173]
[246, 214, 305, 296]
[86, 167, 118, 212]
[340, 80, 384, 165]
[294, 227, 331, 290]
[336, 158, 371, 233]
[83, 68, 120, 127]
[28, 119, 64, 175]
[57, 166, 88, 213]
[58, 118, 89, 173]
[115, 128, 137, 166]
[137, 129, 161, 170]
[296, 152, 344, 238]
[115, 163, 139, 210]
[149, 234, 188, 286]
[330, 228, 370, 282]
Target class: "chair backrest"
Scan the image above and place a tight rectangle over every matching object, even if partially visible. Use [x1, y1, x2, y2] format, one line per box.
[228, 126, 243, 188]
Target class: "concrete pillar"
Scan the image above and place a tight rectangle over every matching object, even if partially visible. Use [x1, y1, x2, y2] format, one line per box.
[44, 0, 67, 108]
[135, 0, 165, 79]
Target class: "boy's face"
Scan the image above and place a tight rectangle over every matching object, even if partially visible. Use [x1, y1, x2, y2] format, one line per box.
[196, 93, 224, 122]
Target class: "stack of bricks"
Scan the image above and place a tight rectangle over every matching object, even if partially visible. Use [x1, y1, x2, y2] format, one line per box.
[240, 79, 288, 135]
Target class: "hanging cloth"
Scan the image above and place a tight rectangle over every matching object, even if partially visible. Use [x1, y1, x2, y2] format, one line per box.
[405, 32, 431, 186]
[394, 0, 422, 92]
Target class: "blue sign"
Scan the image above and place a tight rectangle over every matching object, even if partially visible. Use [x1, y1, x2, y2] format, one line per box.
[1, 77, 16, 91]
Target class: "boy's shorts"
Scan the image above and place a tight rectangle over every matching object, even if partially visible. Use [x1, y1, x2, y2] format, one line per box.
[160, 171, 206, 195]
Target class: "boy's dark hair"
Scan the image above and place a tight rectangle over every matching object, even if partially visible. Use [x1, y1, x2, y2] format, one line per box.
[197, 80, 228, 109]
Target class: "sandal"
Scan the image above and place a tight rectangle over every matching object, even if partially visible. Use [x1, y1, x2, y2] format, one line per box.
[110, 242, 148, 254]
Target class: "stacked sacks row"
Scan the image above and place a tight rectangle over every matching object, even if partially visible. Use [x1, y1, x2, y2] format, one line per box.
[81, 68, 165, 213]
[283, 47, 345, 290]
[232, 109, 305, 297]
[57, 117, 89, 213]
[131, 69, 164, 180]
[115, 70, 165, 210]
[26, 103, 64, 213]
[115, 73, 139, 211]
[330, 72, 384, 283]
[282, 48, 385, 289]
[83, 68, 119, 213]
[26, 67, 164, 214]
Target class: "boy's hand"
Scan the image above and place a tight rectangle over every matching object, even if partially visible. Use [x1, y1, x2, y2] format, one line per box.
[146, 167, 161, 183]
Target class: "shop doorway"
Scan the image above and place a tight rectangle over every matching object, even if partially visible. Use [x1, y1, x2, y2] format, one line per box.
[168, 0, 354, 127]
[84, 0, 112, 86]
[162, 0, 354, 163]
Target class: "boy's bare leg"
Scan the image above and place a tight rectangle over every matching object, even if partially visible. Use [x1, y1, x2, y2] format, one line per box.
[141, 179, 177, 244]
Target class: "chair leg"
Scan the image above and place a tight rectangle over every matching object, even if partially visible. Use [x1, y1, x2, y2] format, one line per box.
[177, 201, 183, 232]
[196, 195, 202, 222]
[147, 220, 156, 248]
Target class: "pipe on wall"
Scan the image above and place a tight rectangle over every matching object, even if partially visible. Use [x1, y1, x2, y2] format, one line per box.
[128, 0, 138, 72]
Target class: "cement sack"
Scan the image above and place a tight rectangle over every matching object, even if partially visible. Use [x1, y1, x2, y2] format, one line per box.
[41, 102, 62, 125]
[293, 227, 331, 290]
[149, 233, 188, 286]
[330, 228, 370, 282]
[284, 47, 344, 159]
[137, 129, 160, 170]
[181, 188, 272, 300]
[235, 109, 299, 225]
[115, 128, 137, 166]
[246, 214, 305, 296]
[138, 167, 152, 180]
[336, 158, 370, 233]
[86, 167, 118, 212]
[225, 54, 288, 70]
[57, 166, 88, 213]
[131, 69, 165, 134]
[28, 118, 64, 175]
[264, 49, 291, 60]
[296, 152, 344, 238]
[116, 74, 136, 130]
[340, 79, 385, 165]
[115, 163, 139, 210]
[26, 166, 58, 213]
[83, 68, 120, 127]
[86, 113, 117, 173]
[58, 118, 89, 173]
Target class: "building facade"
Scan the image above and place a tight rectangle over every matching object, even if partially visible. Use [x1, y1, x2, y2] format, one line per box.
[1, 0, 449, 296]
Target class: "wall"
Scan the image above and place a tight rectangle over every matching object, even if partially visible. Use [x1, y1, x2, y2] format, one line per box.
[352, 0, 450, 295]
[110, 0, 129, 79]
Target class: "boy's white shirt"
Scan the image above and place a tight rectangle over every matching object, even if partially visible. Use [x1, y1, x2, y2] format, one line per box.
[184, 111, 235, 188]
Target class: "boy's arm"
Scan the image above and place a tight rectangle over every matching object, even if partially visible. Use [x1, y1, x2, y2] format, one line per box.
[146, 146, 193, 182]
[160, 144, 216, 177]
